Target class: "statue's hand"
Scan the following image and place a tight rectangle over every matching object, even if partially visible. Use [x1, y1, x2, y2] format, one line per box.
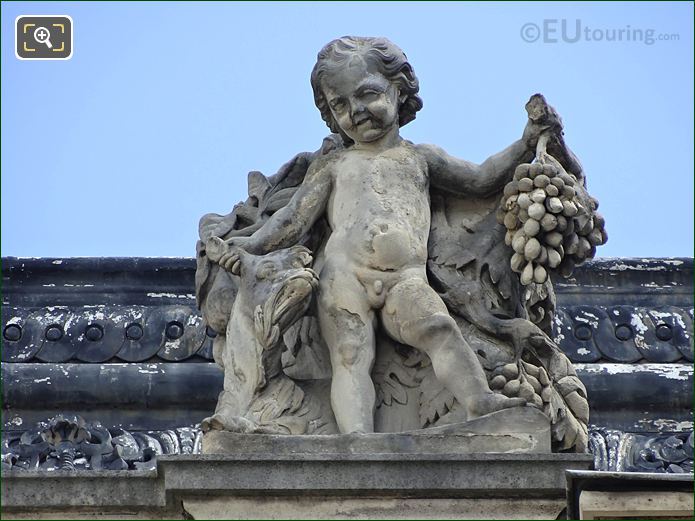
[206, 236, 250, 275]
[522, 118, 557, 152]
[522, 94, 564, 152]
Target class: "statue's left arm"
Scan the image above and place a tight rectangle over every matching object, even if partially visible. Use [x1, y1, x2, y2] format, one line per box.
[420, 114, 561, 197]
[420, 140, 534, 197]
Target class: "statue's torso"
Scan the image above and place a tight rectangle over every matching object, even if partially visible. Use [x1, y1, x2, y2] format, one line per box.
[324, 141, 431, 272]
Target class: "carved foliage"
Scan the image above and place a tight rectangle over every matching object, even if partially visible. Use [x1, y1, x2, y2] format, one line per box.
[427, 186, 589, 451]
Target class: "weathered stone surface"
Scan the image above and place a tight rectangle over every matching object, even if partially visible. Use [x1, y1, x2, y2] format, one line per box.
[1, 510, 184, 520]
[1, 469, 161, 509]
[1, 453, 593, 516]
[195, 36, 601, 452]
[160, 453, 593, 496]
[566, 470, 695, 519]
[589, 429, 693, 473]
[2, 258, 690, 366]
[2, 259, 691, 476]
[182, 497, 566, 520]
[579, 490, 694, 520]
[203, 406, 551, 455]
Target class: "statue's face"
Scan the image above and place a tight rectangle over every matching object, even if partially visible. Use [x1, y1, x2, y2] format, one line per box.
[320, 56, 400, 144]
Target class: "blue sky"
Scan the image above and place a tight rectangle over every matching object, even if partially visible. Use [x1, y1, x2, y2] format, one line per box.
[2, 1, 693, 258]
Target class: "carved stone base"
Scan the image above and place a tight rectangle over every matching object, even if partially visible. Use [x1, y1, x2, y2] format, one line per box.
[1, 447, 593, 520]
[170, 449, 592, 519]
[178, 407, 588, 518]
[202, 406, 552, 454]
[182, 497, 568, 520]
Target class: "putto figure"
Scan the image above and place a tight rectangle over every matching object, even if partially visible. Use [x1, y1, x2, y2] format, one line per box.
[198, 36, 605, 450]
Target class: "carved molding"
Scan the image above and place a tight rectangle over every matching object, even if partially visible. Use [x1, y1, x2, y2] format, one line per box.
[1, 415, 202, 472]
[554, 305, 693, 363]
[3, 303, 692, 364]
[4, 415, 692, 476]
[589, 428, 694, 473]
[1, 305, 214, 363]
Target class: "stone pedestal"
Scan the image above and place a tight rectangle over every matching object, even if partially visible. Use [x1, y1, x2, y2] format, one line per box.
[1, 409, 594, 519]
[182, 497, 571, 520]
[1, 450, 593, 520]
[172, 451, 593, 519]
[181, 408, 591, 519]
[203, 406, 552, 455]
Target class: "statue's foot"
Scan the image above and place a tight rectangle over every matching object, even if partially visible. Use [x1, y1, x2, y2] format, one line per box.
[467, 392, 526, 419]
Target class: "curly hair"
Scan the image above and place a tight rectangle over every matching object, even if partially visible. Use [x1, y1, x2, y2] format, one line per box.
[310, 36, 423, 144]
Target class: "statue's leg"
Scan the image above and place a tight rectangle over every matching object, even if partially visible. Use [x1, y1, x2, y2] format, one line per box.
[380, 277, 525, 419]
[317, 267, 376, 433]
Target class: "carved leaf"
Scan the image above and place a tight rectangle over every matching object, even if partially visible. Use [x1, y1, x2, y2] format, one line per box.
[282, 316, 332, 380]
[555, 375, 586, 399]
[247, 171, 271, 205]
[465, 211, 515, 301]
[418, 366, 456, 427]
[373, 359, 419, 407]
[428, 197, 476, 270]
[249, 377, 305, 426]
[282, 320, 302, 356]
[268, 152, 314, 193]
[479, 265, 505, 315]
[430, 202, 517, 306]
[431, 245, 477, 271]
[549, 349, 577, 378]
[543, 349, 590, 451]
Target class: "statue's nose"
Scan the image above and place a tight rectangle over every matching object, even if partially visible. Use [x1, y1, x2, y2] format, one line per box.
[349, 100, 367, 120]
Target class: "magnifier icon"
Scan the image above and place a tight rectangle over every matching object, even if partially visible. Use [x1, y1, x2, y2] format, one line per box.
[33, 26, 53, 49]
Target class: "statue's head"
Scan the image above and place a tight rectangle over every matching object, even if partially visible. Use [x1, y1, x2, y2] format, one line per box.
[311, 36, 423, 145]
[239, 245, 318, 350]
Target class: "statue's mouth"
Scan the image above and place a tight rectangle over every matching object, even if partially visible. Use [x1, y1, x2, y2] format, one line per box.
[353, 113, 376, 128]
[255, 269, 318, 349]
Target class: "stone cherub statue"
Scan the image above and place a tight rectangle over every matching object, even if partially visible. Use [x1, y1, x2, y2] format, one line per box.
[196, 36, 606, 452]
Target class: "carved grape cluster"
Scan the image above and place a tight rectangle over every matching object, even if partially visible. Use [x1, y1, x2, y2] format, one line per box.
[498, 161, 607, 284]
[489, 360, 549, 409]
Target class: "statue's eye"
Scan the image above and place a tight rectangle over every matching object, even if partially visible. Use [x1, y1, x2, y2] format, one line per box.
[330, 100, 346, 112]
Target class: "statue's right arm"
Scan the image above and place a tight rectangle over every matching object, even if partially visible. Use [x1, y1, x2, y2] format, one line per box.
[243, 159, 333, 254]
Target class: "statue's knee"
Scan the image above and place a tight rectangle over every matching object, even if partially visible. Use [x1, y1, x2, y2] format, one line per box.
[334, 340, 370, 367]
[405, 313, 458, 347]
